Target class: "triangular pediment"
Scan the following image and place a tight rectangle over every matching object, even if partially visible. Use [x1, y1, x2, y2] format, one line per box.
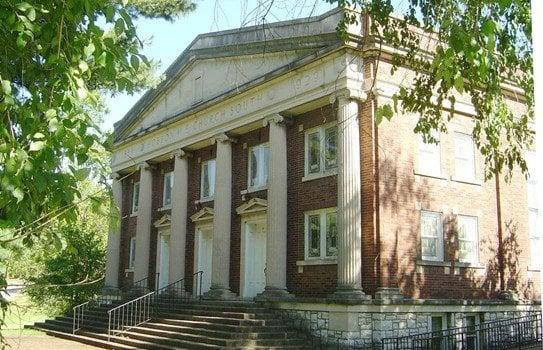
[190, 207, 214, 223]
[236, 198, 268, 216]
[154, 214, 171, 228]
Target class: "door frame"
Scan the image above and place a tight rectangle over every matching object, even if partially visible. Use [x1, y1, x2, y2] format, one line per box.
[240, 214, 267, 299]
[194, 222, 213, 296]
[155, 227, 171, 291]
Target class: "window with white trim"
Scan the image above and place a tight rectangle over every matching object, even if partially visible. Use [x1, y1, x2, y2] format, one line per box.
[200, 159, 216, 200]
[454, 132, 476, 181]
[248, 144, 269, 190]
[527, 151, 542, 268]
[457, 215, 479, 264]
[420, 211, 444, 261]
[305, 123, 338, 176]
[131, 182, 140, 214]
[305, 208, 338, 259]
[128, 237, 136, 269]
[418, 132, 441, 176]
[162, 172, 174, 208]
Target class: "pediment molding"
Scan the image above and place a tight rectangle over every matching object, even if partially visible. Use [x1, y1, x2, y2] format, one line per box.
[154, 214, 171, 228]
[236, 198, 268, 216]
[190, 207, 214, 223]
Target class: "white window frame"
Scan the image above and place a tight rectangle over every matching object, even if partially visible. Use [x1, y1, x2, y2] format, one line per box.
[418, 132, 442, 177]
[454, 132, 476, 181]
[131, 182, 140, 215]
[128, 237, 136, 270]
[200, 159, 216, 201]
[247, 143, 269, 191]
[457, 215, 479, 264]
[304, 122, 338, 178]
[420, 210, 444, 262]
[304, 208, 338, 260]
[162, 171, 174, 209]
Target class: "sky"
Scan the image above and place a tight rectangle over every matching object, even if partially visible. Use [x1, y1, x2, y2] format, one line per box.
[101, 0, 336, 132]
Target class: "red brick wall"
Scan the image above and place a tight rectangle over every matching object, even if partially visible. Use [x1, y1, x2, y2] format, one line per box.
[119, 170, 139, 289]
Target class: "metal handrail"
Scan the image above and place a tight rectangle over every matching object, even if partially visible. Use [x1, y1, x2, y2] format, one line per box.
[107, 291, 154, 341]
[72, 290, 122, 334]
[152, 271, 204, 306]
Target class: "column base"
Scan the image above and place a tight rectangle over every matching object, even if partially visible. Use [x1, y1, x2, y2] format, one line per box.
[203, 285, 238, 300]
[375, 287, 405, 302]
[331, 287, 371, 302]
[255, 287, 295, 301]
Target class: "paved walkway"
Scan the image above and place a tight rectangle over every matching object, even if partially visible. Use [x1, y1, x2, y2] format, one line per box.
[5, 334, 101, 350]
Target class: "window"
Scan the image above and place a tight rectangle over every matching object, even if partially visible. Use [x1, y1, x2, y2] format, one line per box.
[162, 172, 174, 208]
[128, 237, 136, 269]
[527, 151, 542, 268]
[420, 211, 444, 261]
[418, 132, 441, 176]
[248, 144, 269, 190]
[454, 132, 476, 181]
[457, 215, 479, 264]
[131, 182, 140, 214]
[305, 123, 338, 176]
[200, 159, 216, 200]
[305, 208, 338, 259]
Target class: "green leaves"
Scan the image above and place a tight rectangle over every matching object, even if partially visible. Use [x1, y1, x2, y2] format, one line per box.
[1, 80, 11, 95]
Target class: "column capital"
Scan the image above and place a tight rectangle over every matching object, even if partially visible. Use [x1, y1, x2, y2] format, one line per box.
[110, 172, 122, 181]
[263, 114, 287, 127]
[211, 133, 236, 144]
[171, 149, 192, 159]
[329, 88, 368, 105]
[138, 161, 154, 172]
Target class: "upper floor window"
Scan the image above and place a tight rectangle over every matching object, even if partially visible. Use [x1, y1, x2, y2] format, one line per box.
[454, 132, 476, 181]
[418, 132, 441, 176]
[305, 123, 338, 176]
[420, 210, 444, 261]
[128, 237, 136, 269]
[162, 172, 174, 208]
[248, 144, 269, 190]
[305, 208, 338, 260]
[131, 182, 140, 215]
[200, 159, 216, 200]
[457, 215, 479, 264]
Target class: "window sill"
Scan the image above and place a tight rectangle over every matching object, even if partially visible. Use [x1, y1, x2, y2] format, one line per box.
[124, 268, 134, 273]
[417, 259, 451, 267]
[296, 259, 337, 266]
[413, 171, 448, 181]
[302, 170, 337, 183]
[528, 266, 541, 272]
[130, 212, 138, 218]
[450, 177, 482, 186]
[455, 262, 485, 269]
[195, 197, 214, 205]
[158, 206, 171, 212]
[241, 186, 267, 195]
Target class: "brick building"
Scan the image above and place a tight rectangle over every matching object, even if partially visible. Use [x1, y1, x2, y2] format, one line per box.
[104, 8, 541, 345]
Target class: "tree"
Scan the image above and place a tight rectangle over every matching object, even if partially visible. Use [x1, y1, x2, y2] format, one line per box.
[328, 0, 533, 180]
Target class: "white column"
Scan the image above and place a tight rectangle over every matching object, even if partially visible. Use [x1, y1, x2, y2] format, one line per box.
[259, 115, 292, 299]
[134, 162, 153, 285]
[333, 89, 370, 300]
[205, 134, 236, 299]
[169, 150, 189, 285]
[104, 174, 122, 291]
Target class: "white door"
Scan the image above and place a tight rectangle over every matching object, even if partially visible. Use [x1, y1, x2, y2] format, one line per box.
[243, 221, 266, 298]
[195, 226, 213, 296]
[158, 232, 170, 290]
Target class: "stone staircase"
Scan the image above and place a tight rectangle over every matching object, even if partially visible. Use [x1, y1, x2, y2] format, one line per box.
[29, 299, 313, 349]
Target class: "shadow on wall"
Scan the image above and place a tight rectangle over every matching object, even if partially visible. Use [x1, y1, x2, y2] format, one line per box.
[377, 154, 539, 301]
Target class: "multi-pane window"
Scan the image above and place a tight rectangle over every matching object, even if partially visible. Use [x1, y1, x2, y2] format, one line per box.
[200, 159, 216, 200]
[162, 172, 174, 208]
[305, 208, 338, 259]
[454, 132, 476, 181]
[527, 151, 542, 268]
[457, 215, 479, 264]
[131, 182, 140, 214]
[128, 237, 136, 269]
[418, 132, 441, 176]
[420, 211, 444, 261]
[305, 124, 338, 176]
[248, 144, 269, 190]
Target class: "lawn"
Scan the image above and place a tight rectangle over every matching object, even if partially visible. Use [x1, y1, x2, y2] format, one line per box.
[2, 293, 50, 336]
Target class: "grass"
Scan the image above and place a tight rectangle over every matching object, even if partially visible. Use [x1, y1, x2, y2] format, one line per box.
[2, 293, 51, 335]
